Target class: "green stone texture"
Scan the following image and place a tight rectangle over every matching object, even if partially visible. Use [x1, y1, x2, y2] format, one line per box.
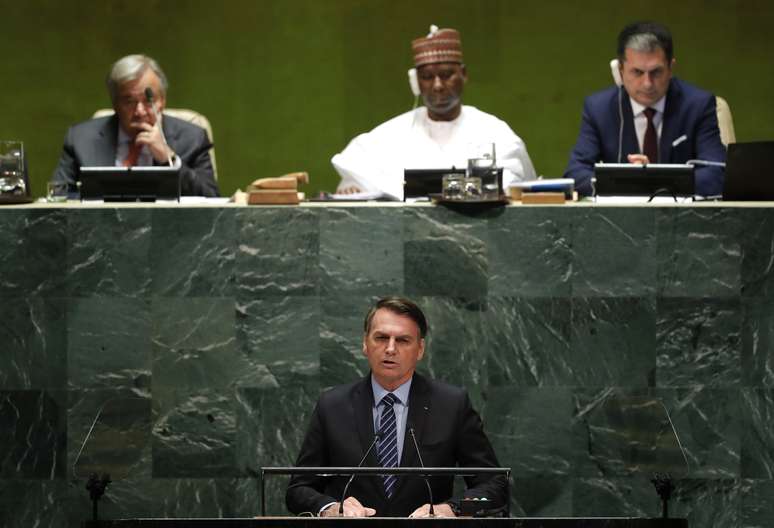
[1, 203, 774, 527]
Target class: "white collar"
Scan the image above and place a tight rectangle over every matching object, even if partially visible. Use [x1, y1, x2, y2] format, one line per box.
[629, 94, 666, 116]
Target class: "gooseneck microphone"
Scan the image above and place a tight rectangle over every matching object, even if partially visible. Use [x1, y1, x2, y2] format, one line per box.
[338, 431, 383, 516]
[143, 87, 173, 167]
[409, 427, 435, 517]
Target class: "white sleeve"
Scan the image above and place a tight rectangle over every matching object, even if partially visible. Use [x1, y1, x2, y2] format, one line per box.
[331, 133, 387, 195]
[498, 134, 537, 188]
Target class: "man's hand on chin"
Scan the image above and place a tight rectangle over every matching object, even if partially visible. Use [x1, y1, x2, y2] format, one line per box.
[409, 503, 456, 518]
[132, 121, 172, 163]
[320, 497, 376, 517]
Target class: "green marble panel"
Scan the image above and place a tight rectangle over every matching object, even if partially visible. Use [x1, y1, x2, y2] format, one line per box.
[661, 388, 741, 479]
[0, 296, 66, 389]
[152, 387, 238, 478]
[485, 386, 575, 479]
[0, 209, 66, 297]
[150, 208, 236, 297]
[235, 383, 320, 514]
[152, 297, 240, 390]
[740, 389, 774, 479]
[572, 387, 741, 480]
[236, 208, 320, 297]
[484, 297, 572, 388]
[0, 390, 66, 478]
[235, 296, 320, 389]
[574, 477, 742, 528]
[65, 477, 251, 523]
[570, 297, 656, 387]
[668, 479, 741, 528]
[657, 208, 742, 298]
[656, 298, 742, 388]
[416, 297, 490, 407]
[488, 208, 572, 298]
[67, 389, 152, 481]
[319, 293, 374, 388]
[510, 476, 573, 517]
[740, 209, 774, 298]
[742, 298, 774, 387]
[67, 297, 151, 390]
[741, 479, 774, 528]
[66, 208, 151, 297]
[571, 207, 657, 297]
[572, 477, 663, 518]
[0, 480, 69, 528]
[319, 207, 404, 296]
[403, 207, 488, 299]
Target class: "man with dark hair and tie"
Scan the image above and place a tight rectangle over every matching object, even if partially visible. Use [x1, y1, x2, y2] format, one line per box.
[286, 296, 506, 517]
[51, 54, 218, 197]
[563, 21, 726, 197]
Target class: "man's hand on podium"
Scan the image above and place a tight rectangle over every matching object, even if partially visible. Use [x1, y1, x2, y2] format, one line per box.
[320, 497, 376, 517]
[409, 503, 456, 518]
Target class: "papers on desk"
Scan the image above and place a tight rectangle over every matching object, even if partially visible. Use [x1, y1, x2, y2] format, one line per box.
[510, 178, 575, 193]
[320, 191, 401, 202]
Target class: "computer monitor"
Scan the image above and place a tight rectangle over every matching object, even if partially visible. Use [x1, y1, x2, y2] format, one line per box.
[722, 141, 774, 201]
[403, 168, 503, 200]
[79, 166, 181, 202]
[593, 163, 695, 198]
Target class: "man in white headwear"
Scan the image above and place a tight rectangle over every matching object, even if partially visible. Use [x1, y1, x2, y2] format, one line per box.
[333, 26, 536, 200]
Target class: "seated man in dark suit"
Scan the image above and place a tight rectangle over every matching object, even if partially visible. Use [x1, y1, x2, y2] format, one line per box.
[51, 54, 219, 197]
[286, 297, 506, 518]
[564, 21, 726, 197]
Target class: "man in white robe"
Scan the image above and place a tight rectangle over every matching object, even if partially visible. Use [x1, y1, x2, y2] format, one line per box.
[332, 26, 536, 200]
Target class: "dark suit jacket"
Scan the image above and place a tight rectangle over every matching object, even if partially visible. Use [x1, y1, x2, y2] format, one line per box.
[51, 114, 219, 197]
[285, 373, 507, 517]
[563, 77, 726, 197]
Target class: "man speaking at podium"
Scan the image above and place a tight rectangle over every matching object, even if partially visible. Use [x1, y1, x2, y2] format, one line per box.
[286, 297, 507, 517]
[51, 54, 219, 197]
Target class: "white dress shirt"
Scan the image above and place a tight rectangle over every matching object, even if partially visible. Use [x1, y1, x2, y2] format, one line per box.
[629, 96, 666, 154]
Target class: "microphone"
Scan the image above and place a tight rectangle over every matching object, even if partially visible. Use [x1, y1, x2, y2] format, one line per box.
[408, 427, 434, 517]
[143, 87, 173, 167]
[338, 431, 383, 516]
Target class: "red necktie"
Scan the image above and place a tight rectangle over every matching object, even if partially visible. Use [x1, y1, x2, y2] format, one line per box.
[643, 107, 658, 163]
[123, 142, 142, 167]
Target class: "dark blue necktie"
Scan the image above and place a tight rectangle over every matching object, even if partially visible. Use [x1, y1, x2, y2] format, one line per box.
[376, 393, 399, 498]
[643, 107, 658, 163]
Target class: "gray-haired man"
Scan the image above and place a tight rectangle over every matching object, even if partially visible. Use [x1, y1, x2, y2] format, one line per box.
[52, 54, 218, 197]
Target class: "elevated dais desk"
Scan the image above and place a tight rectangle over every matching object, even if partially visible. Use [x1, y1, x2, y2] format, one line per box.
[83, 518, 688, 528]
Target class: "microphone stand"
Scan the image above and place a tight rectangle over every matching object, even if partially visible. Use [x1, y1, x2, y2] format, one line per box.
[338, 432, 382, 516]
[409, 427, 435, 517]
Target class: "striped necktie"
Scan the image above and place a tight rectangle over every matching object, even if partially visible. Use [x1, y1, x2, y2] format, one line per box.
[376, 393, 400, 498]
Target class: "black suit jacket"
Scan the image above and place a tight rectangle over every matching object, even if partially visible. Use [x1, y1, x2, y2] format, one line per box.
[285, 373, 507, 517]
[51, 114, 219, 197]
[563, 77, 726, 197]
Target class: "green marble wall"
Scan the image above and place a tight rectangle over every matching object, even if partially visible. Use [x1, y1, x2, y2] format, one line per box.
[1, 204, 774, 528]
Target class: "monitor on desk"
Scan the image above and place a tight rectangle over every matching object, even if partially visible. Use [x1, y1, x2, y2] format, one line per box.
[593, 163, 695, 198]
[403, 168, 503, 200]
[722, 141, 774, 200]
[79, 166, 181, 202]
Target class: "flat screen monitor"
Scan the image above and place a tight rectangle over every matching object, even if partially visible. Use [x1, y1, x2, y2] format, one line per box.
[403, 168, 503, 200]
[80, 166, 181, 202]
[593, 163, 695, 198]
[722, 141, 774, 201]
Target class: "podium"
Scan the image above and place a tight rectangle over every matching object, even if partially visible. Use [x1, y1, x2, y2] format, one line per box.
[83, 518, 687, 528]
